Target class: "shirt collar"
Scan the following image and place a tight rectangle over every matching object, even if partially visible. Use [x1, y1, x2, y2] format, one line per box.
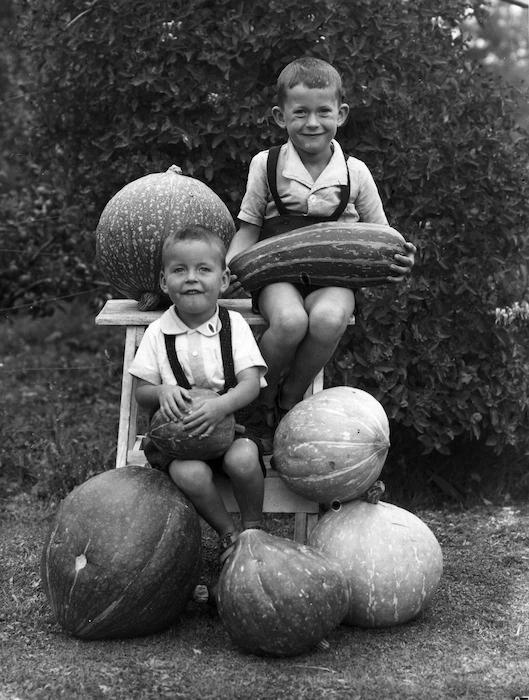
[159, 305, 221, 337]
[283, 139, 348, 188]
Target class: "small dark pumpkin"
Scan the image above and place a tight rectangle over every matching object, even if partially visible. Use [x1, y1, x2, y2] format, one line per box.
[217, 529, 350, 657]
[148, 387, 235, 460]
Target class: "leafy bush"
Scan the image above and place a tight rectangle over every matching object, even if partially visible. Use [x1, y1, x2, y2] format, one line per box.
[4, 0, 529, 469]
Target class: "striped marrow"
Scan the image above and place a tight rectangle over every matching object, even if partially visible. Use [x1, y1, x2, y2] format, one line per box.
[229, 222, 407, 291]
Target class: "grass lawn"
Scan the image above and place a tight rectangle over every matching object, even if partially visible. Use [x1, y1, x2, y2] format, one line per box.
[1, 498, 528, 700]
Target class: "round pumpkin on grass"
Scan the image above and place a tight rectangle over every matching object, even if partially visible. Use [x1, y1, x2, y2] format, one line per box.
[41, 466, 201, 639]
[273, 386, 390, 506]
[96, 165, 235, 310]
[216, 529, 350, 657]
[308, 496, 443, 628]
[148, 387, 236, 460]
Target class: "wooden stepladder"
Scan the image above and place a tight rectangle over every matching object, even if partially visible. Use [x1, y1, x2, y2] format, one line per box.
[96, 298, 322, 542]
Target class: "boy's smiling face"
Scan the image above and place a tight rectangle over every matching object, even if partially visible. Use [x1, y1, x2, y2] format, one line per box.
[272, 83, 349, 163]
[160, 240, 229, 328]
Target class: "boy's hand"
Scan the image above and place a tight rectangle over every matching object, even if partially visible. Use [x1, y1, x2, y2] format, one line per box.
[182, 397, 228, 437]
[158, 385, 192, 422]
[223, 272, 247, 299]
[387, 241, 416, 283]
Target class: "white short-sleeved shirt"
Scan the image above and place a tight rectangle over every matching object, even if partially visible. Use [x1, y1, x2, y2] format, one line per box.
[238, 139, 388, 228]
[129, 306, 268, 391]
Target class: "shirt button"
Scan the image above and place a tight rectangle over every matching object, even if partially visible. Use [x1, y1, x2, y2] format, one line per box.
[192, 351, 198, 357]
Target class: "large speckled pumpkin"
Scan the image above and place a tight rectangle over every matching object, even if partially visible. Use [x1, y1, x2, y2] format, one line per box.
[273, 387, 390, 506]
[96, 166, 236, 310]
[308, 498, 443, 628]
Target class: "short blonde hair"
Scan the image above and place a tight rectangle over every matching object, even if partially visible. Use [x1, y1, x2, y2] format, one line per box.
[161, 225, 227, 269]
[276, 57, 344, 106]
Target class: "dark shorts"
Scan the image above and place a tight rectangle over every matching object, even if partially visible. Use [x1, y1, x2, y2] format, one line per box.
[145, 434, 266, 477]
[251, 282, 324, 314]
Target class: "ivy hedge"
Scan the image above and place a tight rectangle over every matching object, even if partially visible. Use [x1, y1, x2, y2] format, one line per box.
[3, 0, 529, 477]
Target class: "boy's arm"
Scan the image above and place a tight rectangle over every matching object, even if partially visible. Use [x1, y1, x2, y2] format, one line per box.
[350, 161, 416, 282]
[226, 222, 261, 264]
[352, 161, 389, 226]
[225, 222, 261, 296]
[135, 378, 192, 421]
[225, 151, 268, 296]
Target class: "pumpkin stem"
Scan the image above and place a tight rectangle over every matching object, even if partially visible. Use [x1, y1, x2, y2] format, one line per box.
[138, 291, 163, 311]
[362, 480, 386, 504]
[316, 639, 331, 651]
[167, 164, 183, 176]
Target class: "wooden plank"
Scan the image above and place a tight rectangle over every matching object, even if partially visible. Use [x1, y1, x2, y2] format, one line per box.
[115, 327, 139, 469]
[213, 474, 318, 515]
[96, 298, 354, 328]
[95, 298, 265, 327]
[311, 371, 324, 395]
[294, 513, 307, 543]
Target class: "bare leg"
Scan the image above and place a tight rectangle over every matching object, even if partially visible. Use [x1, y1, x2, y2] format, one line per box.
[280, 287, 355, 409]
[223, 439, 265, 529]
[258, 282, 308, 408]
[168, 459, 236, 537]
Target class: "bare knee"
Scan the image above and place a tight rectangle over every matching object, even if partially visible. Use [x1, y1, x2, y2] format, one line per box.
[268, 306, 308, 344]
[169, 460, 212, 495]
[309, 305, 350, 342]
[223, 440, 263, 482]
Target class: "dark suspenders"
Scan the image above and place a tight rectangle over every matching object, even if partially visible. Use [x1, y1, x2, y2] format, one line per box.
[266, 145, 351, 221]
[163, 305, 236, 393]
[266, 146, 292, 217]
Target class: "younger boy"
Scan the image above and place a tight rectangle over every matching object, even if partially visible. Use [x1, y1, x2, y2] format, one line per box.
[227, 57, 416, 429]
[129, 225, 267, 570]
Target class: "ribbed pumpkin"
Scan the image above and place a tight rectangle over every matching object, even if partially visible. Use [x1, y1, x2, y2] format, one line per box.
[273, 387, 390, 505]
[308, 498, 443, 628]
[96, 165, 235, 310]
[147, 387, 235, 460]
[229, 222, 406, 291]
[217, 529, 350, 657]
[41, 467, 201, 639]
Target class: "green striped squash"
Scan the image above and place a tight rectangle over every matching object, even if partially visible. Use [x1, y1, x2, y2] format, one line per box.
[229, 221, 406, 291]
[96, 166, 235, 310]
[273, 387, 390, 505]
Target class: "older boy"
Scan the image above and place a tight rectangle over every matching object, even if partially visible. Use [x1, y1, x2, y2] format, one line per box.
[227, 57, 415, 430]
